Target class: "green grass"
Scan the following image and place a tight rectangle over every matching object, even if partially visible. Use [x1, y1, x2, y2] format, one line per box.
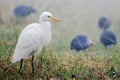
[0, 22, 120, 80]
[0, 0, 120, 79]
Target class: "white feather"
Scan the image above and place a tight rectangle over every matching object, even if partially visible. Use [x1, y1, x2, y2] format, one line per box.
[11, 12, 53, 63]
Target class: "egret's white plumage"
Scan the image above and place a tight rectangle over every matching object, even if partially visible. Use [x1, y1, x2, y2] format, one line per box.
[11, 12, 60, 63]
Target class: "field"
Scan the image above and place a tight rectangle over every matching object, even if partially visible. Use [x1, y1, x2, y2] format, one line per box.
[0, 0, 120, 80]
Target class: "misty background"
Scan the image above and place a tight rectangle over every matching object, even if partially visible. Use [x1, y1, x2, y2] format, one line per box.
[0, 0, 120, 51]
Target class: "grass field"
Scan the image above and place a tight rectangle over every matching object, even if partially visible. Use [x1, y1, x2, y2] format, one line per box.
[0, 21, 120, 80]
[0, 0, 120, 80]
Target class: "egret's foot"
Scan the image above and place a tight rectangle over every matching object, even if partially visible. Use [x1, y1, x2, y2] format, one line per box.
[17, 71, 23, 76]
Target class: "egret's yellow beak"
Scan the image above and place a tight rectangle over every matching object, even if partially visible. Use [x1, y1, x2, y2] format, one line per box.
[50, 16, 61, 22]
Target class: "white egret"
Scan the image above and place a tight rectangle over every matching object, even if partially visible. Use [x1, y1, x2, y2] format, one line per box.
[11, 12, 61, 75]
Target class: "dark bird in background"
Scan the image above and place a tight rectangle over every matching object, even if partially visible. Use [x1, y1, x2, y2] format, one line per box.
[100, 30, 117, 48]
[98, 16, 117, 48]
[98, 17, 111, 30]
[71, 34, 93, 51]
[13, 5, 36, 17]
[10, 5, 36, 24]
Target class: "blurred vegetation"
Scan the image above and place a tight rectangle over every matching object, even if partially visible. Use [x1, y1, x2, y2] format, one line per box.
[0, 24, 120, 80]
[0, 8, 3, 24]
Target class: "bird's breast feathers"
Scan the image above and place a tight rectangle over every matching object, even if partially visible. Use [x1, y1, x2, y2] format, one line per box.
[15, 22, 51, 53]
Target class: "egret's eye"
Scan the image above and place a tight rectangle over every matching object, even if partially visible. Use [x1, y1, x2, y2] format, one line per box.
[48, 16, 51, 18]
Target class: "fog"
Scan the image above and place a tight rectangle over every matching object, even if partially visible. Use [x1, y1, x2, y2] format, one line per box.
[0, 0, 120, 21]
[0, 0, 120, 49]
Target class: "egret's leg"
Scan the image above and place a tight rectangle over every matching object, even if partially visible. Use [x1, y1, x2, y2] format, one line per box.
[18, 59, 24, 74]
[31, 55, 34, 74]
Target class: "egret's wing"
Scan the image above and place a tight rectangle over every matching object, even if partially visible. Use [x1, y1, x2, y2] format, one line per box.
[12, 23, 43, 63]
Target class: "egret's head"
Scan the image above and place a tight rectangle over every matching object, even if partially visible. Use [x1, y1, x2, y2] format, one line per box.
[40, 12, 61, 22]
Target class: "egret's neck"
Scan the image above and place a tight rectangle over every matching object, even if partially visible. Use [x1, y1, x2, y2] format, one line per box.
[40, 21, 51, 30]
[39, 20, 51, 38]
[39, 20, 52, 46]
